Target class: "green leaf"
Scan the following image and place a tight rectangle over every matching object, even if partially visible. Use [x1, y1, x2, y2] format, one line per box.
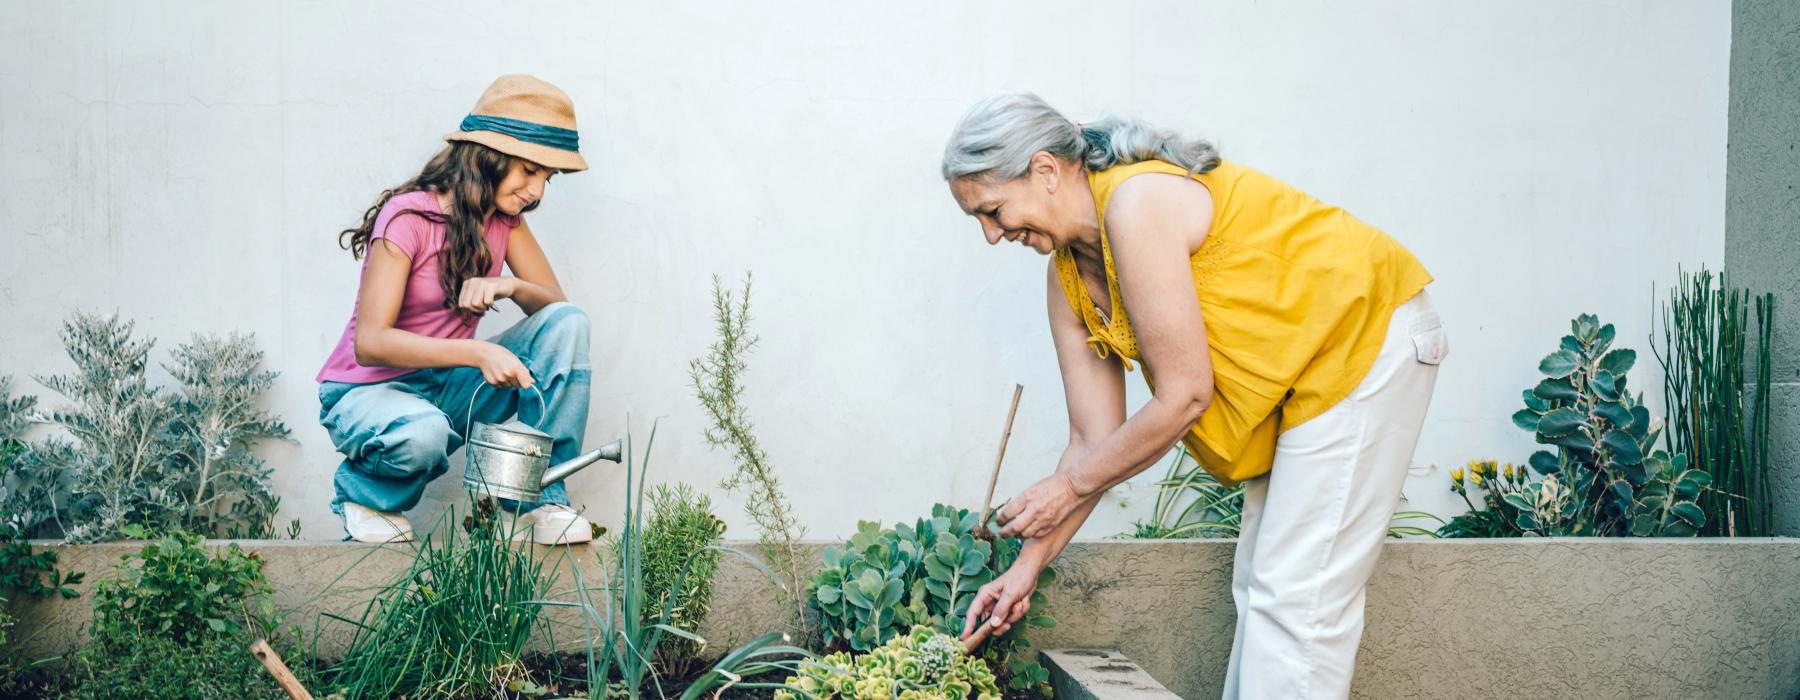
[1591, 370, 1620, 402]
[206, 618, 227, 633]
[1501, 493, 1534, 512]
[1598, 348, 1635, 376]
[1672, 469, 1712, 499]
[1631, 514, 1659, 536]
[817, 585, 841, 605]
[1594, 401, 1633, 430]
[959, 547, 987, 576]
[1515, 512, 1540, 531]
[1522, 389, 1551, 412]
[879, 577, 904, 608]
[1601, 430, 1643, 466]
[1670, 502, 1705, 528]
[1511, 409, 1542, 432]
[1527, 450, 1560, 476]
[1595, 323, 1616, 355]
[1560, 335, 1582, 354]
[1545, 431, 1595, 453]
[1027, 614, 1057, 628]
[1538, 350, 1581, 379]
[1535, 408, 1585, 437]
[1534, 378, 1580, 403]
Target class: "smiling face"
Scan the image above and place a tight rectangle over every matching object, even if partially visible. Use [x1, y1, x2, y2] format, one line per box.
[493, 159, 554, 216]
[948, 152, 1092, 256]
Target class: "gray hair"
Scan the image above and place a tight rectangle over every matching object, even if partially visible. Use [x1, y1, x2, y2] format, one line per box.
[941, 92, 1220, 182]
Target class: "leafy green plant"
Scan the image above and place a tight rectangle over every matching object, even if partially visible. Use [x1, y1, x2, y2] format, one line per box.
[1653, 268, 1775, 536]
[689, 273, 811, 641]
[1442, 313, 1710, 537]
[774, 625, 1001, 700]
[560, 423, 813, 700]
[90, 526, 274, 644]
[68, 624, 301, 700]
[0, 521, 83, 697]
[807, 504, 1054, 696]
[1126, 446, 1443, 539]
[325, 503, 561, 699]
[69, 527, 305, 699]
[24, 312, 289, 541]
[636, 483, 726, 678]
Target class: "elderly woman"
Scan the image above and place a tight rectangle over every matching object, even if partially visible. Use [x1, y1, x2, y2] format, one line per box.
[945, 93, 1447, 699]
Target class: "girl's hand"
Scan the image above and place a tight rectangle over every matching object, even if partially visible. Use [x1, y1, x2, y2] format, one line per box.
[457, 276, 518, 314]
[476, 342, 534, 389]
[962, 557, 1044, 641]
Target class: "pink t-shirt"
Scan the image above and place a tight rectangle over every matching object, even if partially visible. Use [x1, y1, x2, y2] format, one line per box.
[317, 191, 519, 384]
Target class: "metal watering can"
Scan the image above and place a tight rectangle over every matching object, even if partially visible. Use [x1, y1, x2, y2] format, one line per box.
[461, 384, 622, 502]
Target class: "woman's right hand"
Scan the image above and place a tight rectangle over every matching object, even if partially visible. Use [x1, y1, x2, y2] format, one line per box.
[962, 555, 1045, 642]
[475, 342, 534, 389]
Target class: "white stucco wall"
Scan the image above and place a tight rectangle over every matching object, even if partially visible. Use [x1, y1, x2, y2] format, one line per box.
[0, 1, 1729, 541]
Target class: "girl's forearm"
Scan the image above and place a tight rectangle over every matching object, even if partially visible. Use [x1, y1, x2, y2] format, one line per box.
[355, 327, 490, 370]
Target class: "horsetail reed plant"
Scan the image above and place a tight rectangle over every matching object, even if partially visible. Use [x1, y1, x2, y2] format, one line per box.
[541, 421, 813, 699]
[323, 501, 563, 699]
[1653, 268, 1776, 536]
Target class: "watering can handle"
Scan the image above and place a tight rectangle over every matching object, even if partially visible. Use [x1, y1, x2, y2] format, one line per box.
[464, 381, 549, 439]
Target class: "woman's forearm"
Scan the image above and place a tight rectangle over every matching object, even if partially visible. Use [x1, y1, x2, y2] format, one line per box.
[1017, 491, 1106, 569]
[1061, 392, 1207, 498]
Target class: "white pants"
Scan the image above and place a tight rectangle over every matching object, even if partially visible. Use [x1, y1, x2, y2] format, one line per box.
[1221, 289, 1447, 700]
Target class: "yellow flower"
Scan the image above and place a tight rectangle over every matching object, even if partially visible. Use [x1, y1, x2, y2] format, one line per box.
[1451, 467, 1465, 483]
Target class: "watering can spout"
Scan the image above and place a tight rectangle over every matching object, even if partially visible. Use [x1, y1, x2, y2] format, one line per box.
[541, 439, 624, 487]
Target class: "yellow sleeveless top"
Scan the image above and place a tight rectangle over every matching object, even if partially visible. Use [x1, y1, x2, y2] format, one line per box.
[1053, 159, 1432, 485]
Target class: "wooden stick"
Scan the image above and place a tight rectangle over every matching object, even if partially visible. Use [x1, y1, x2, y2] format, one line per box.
[963, 620, 997, 654]
[251, 638, 314, 700]
[977, 384, 1024, 536]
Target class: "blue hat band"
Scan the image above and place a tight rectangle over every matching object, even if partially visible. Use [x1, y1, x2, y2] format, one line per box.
[458, 114, 579, 152]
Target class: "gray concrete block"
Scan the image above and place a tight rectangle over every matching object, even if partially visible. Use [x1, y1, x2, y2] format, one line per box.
[1042, 649, 1181, 700]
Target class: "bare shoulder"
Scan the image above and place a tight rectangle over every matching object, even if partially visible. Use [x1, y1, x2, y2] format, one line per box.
[1105, 172, 1214, 252]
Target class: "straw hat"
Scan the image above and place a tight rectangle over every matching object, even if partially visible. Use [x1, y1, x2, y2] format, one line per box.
[444, 74, 588, 173]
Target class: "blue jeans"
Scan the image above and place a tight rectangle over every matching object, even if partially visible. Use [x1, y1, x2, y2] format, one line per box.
[319, 302, 592, 515]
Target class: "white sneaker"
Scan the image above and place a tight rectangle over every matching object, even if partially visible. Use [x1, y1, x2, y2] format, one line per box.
[509, 504, 594, 545]
[342, 501, 415, 543]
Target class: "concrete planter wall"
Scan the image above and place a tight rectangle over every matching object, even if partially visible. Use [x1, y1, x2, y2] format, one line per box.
[10, 538, 1799, 699]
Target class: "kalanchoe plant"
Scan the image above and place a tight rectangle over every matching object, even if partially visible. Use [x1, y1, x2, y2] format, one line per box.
[1442, 313, 1710, 537]
[807, 504, 1056, 696]
[774, 625, 1001, 700]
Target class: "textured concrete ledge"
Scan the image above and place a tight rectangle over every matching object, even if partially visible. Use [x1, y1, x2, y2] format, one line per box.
[8, 538, 1799, 699]
[1042, 649, 1180, 699]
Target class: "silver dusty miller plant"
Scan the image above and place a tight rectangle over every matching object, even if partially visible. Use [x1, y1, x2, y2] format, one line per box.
[19, 311, 288, 541]
[0, 375, 60, 534]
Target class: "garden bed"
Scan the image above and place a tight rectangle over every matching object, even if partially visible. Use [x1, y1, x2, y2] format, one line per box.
[9, 537, 1799, 698]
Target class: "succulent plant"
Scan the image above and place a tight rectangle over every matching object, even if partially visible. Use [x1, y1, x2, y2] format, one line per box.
[773, 625, 1000, 700]
[807, 504, 1055, 695]
[1495, 313, 1709, 536]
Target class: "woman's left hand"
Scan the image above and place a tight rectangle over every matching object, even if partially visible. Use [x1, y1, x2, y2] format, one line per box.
[996, 472, 1081, 539]
[457, 276, 518, 314]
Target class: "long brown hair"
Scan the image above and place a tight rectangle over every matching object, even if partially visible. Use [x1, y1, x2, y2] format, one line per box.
[339, 141, 535, 325]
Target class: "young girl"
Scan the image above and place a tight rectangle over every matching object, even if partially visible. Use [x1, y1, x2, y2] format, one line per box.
[317, 74, 597, 545]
